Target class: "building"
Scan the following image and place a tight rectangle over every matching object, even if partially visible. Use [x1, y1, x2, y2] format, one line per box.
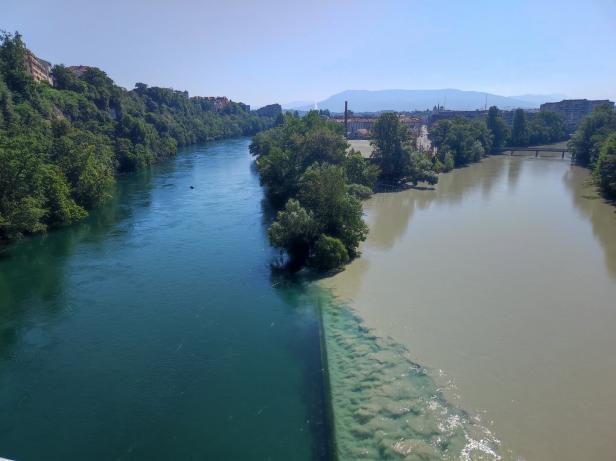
[191, 96, 231, 111]
[25, 49, 53, 85]
[331, 114, 422, 139]
[255, 103, 282, 117]
[540, 99, 614, 131]
[66, 65, 92, 78]
[429, 109, 489, 125]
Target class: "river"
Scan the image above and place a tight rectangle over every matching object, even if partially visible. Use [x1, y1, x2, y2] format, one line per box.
[2, 140, 616, 461]
[321, 152, 616, 460]
[0, 139, 331, 461]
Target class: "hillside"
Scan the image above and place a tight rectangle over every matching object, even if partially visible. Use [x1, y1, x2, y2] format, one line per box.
[0, 32, 279, 244]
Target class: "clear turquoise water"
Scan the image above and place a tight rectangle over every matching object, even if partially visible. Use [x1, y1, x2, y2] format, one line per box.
[0, 139, 331, 461]
[310, 288, 502, 461]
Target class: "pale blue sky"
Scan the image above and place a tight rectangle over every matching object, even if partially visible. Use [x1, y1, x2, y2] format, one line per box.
[3, 0, 615, 107]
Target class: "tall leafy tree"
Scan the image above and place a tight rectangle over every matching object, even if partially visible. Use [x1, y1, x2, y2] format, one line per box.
[371, 112, 411, 181]
[569, 103, 616, 166]
[595, 132, 616, 198]
[486, 106, 510, 153]
[371, 112, 438, 185]
[511, 109, 529, 146]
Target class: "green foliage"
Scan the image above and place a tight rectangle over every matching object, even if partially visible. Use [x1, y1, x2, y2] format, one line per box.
[443, 150, 455, 171]
[569, 103, 616, 166]
[511, 109, 528, 146]
[251, 111, 371, 270]
[371, 112, 439, 186]
[486, 106, 510, 153]
[0, 31, 276, 243]
[408, 151, 438, 186]
[344, 149, 379, 188]
[370, 112, 411, 181]
[527, 110, 566, 145]
[429, 118, 492, 168]
[251, 111, 347, 205]
[268, 199, 319, 263]
[346, 183, 373, 200]
[595, 132, 616, 198]
[311, 234, 349, 271]
[298, 162, 368, 259]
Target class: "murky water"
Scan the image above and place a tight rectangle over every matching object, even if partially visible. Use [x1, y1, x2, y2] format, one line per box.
[0, 139, 331, 461]
[321, 153, 616, 460]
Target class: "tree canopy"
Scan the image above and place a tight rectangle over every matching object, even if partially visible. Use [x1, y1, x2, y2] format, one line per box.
[251, 111, 374, 270]
[370, 112, 438, 186]
[429, 117, 492, 169]
[486, 106, 510, 153]
[568, 104, 616, 200]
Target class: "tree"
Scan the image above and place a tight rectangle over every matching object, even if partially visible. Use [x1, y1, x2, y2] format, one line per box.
[595, 132, 616, 198]
[528, 110, 566, 145]
[511, 109, 528, 146]
[311, 234, 349, 270]
[569, 104, 616, 166]
[370, 112, 410, 181]
[486, 106, 510, 153]
[268, 199, 319, 264]
[0, 31, 31, 95]
[344, 149, 379, 189]
[429, 118, 492, 168]
[408, 151, 438, 186]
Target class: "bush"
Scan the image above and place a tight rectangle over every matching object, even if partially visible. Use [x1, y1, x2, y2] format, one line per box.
[310, 234, 349, 270]
[347, 183, 373, 199]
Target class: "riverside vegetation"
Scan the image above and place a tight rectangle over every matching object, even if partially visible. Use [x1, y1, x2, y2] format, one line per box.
[0, 31, 278, 245]
[430, 102, 616, 200]
[428, 106, 567, 173]
[250, 111, 438, 271]
[568, 103, 616, 199]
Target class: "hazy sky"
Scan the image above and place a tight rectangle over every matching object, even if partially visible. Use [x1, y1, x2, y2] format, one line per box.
[3, 0, 616, 107]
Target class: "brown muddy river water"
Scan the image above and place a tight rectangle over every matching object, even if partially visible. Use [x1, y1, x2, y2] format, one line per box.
[321, 153, 616, 460]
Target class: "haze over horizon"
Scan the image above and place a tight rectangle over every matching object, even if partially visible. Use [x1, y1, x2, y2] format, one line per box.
[3, 0, 616, 107]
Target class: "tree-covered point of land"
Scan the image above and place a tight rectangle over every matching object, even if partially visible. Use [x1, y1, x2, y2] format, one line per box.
[250, 111, 377, 271]
[0, 31, 277, 244]
[370, 112, 438, 185]
[569, 104, 616, 199]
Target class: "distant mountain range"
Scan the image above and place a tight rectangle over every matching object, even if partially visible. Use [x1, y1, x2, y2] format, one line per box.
[284, 89, 566, 113]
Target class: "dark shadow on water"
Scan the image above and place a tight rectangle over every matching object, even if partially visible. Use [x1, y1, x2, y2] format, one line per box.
[0, 169, 154, 360]
[268, 276, 335, 461]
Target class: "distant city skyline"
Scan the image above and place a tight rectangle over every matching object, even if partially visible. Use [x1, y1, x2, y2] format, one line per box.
[3, 0, 616, 107]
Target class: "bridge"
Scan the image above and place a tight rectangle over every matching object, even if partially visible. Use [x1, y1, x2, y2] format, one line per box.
[500, 146, 574, 160]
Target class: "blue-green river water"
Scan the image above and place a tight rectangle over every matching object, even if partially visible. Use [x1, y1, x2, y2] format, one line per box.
[0, 139, 331, 461]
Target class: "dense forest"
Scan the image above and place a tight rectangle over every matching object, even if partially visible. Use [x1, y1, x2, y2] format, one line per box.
[0, 32, 278, 244]
[569, 104, 616, 199]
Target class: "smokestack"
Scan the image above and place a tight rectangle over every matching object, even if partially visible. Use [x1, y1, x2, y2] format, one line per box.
[344, 101, 348, 139]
